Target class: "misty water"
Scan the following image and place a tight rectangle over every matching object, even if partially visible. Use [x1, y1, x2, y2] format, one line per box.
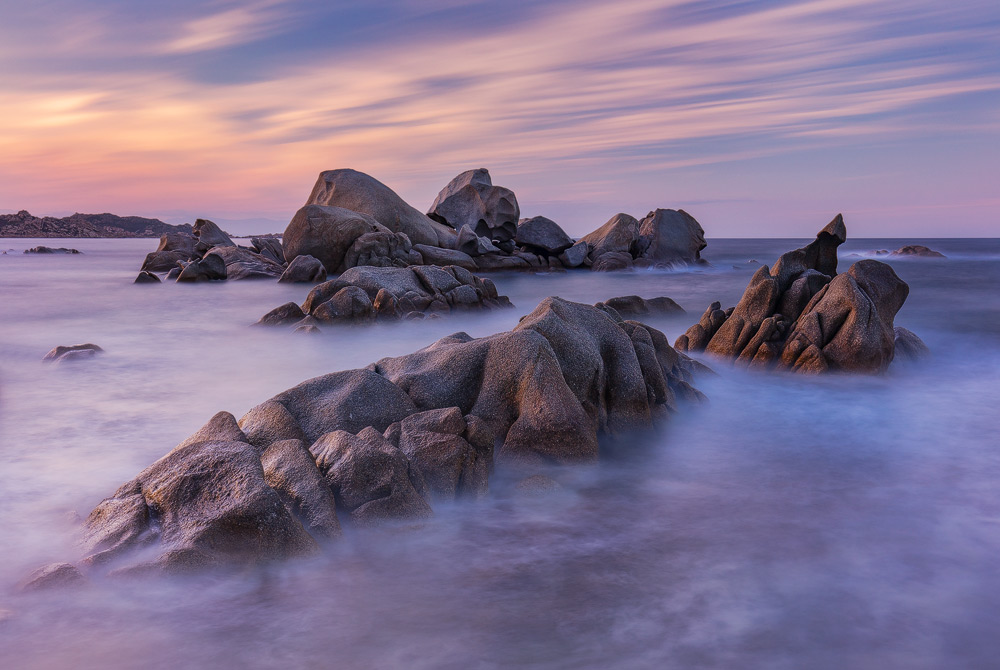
[1, 237, 998, 669]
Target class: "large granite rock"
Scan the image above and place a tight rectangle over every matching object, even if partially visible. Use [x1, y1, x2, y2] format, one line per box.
[192, 219, 235, 253]
[427, 169, 520, 242]
[206, 245, 285, 280]
[580, 213, 640, 259]
[675, 215, 917, 373]
[176, 251, 227, 282]
[282, 204, 389, 272]
[279, 254, 327, 283]
[634, 209, 706, 267]
[60, 299, 705, 575]
[307, 169, 456, 248]
[515, 216, 574, 255]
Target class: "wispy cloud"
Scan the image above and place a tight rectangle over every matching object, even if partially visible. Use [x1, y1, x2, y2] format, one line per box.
[0, 0, 997, 235]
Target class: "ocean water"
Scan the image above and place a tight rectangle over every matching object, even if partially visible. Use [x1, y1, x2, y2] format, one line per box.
[1, 237, 998, 669]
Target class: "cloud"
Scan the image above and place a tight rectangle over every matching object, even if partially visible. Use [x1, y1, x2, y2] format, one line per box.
[162, 1, 293, 54]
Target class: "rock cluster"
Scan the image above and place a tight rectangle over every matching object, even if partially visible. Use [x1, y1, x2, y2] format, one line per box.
[49, 298, 705, 576]
[675, 215, 921, 373]
[580, 210, 707, 271]
[890, 245, 946, 258]
[1, 210, 191, 238]
[258, 264, 513, 330]
[136, 219, 327, 284]
[24, 246, 81, 254]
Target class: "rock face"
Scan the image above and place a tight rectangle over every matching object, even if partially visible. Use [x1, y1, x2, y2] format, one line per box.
[428, 169, 520, 243]
[307, 169, 456, 248]
[67, 299, 705, 574]
[675, 215, 918, 373]
[259, 265, 512, 328]
[515, 216, 574, 255]
[891, 245, 946, 258]
[634, 209, 706, 266]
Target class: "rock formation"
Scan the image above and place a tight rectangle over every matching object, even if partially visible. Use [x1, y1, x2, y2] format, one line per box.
[675, 215, 921, 373]
[24, 246, 81, 254]
[428, 168, 520, 243]
[595, 295, 685, 318]
[891, 245, 946, 258]
[62, 299, 705, 575]
[1, 210, 191, 238]
[259, 265, 512, 329]
[580, 210, 707, 271]
[514, 216, 574, 255]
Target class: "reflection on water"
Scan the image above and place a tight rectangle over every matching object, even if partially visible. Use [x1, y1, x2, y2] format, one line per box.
[1, 237, 998, 669]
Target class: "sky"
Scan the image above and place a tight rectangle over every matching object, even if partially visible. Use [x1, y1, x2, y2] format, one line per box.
[0, 0, 998, 237]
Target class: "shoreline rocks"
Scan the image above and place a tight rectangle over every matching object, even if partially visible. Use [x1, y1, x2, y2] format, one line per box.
[54, 298, 706, 576]
[674, 215, 923, 373]
[24, 246, 81, 254]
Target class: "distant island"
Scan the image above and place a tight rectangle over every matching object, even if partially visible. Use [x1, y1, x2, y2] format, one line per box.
[0, 210, 193, 238]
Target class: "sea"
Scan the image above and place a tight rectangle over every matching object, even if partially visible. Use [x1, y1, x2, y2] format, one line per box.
[0, 237, 998, 669]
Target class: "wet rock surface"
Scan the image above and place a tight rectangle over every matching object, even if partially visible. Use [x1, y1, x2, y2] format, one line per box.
[674, 215, 923, 373]
[58, 298, 706, 575]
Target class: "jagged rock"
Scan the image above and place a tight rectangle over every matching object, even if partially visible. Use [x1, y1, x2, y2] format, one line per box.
[176, 252, 227, 282]
[307, 169, 456, 248]
[427, 168, 520, 242]
[515, 216, 574, 255]
[596, 295, 684, 317]
[279, 255, 327, 283]
[592, 251, 634, 272]
[412, 244, 478, 271]
[891, 245, 946, 258]
[676, 215, 912, 374]
[257, 302, 306, 326]
[18, 563, 86, 592]
[456, 225, 500, 256]
[580, 213, 640, 259]
[251, 237, 285, 265]
[43, 343, 104, 363]
[558, 240, 589, 268]
[633, 209, 706, 266]
[282, 205, 387, 273]
[893, 326, 931, 362]
[134, 271, 161, 284]
[207, 245, 284, 280]
[311, 427, 432, 526]
[192, 219, 235, 252]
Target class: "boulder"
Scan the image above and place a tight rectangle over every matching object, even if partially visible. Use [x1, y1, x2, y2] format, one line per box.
[891, 245, 946, 258]
[558, 240, 589, 268]
[634, 209, 706, 266]
[412, 244, 478, 271]
[515, 216, 574, 255]
[341, 230, 419, 270]
[134, 271, 161, 284]
[456, 225, 500, 256]
[580, 213, 640, 259]
[251, 237, 285, 265]
[312, 286, 375, 323]
[82, 439, 317, 571]
[393, 407, 487, 500]
[257, 302, 306, 326]
[311, 427, 432, 526]
[207, 245, 284, 280]
[43, 343, 104, 363]
[18, 563, 86, 592]
[473, 254, 532, 271]
[427, 168, 520, 242]
[676, 216, 912, 374]
[893, 326, 930, 362]
[261, 439, 342, 539]
[592, 251, 634, 272]
[282, 204, 388, 273]
[192, 219, 235, 252]
[279, 255, 327, 283]
[141, 250, 187, 273]
[176, 252, 227, 282]
[306, 169, 456, 248]
[156, 231, 196, 255]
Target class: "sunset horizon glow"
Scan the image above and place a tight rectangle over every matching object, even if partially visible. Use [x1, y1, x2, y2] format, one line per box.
[1, 0, 997, 237]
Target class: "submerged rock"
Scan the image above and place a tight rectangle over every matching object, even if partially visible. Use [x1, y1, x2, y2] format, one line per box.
[675, 215, 920, 373]
[891, 245, 946, 258]
[596, 295, 684, 317]
[134, 271, 161, 284]
[24, 246, 81, 254]
[43, 343, 104, 363]
[18, 563, 86, 592]
[58, 299, 706, 575]
[892, 326, 931, 362]
[279, 254, 327, 283]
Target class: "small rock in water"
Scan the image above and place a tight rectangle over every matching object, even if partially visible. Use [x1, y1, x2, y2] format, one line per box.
[42, 343, 104, 363]
[891, 244, 946, 258]
[134, 271, 161, 284]
[18, 562, 86, 592]
[24, 246, 81, 254]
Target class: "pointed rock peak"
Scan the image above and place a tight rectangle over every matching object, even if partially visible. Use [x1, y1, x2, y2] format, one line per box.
[819, 213, 846, 243]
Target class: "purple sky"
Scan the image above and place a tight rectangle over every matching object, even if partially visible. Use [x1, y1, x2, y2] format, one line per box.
[1, 0, 998, 236]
